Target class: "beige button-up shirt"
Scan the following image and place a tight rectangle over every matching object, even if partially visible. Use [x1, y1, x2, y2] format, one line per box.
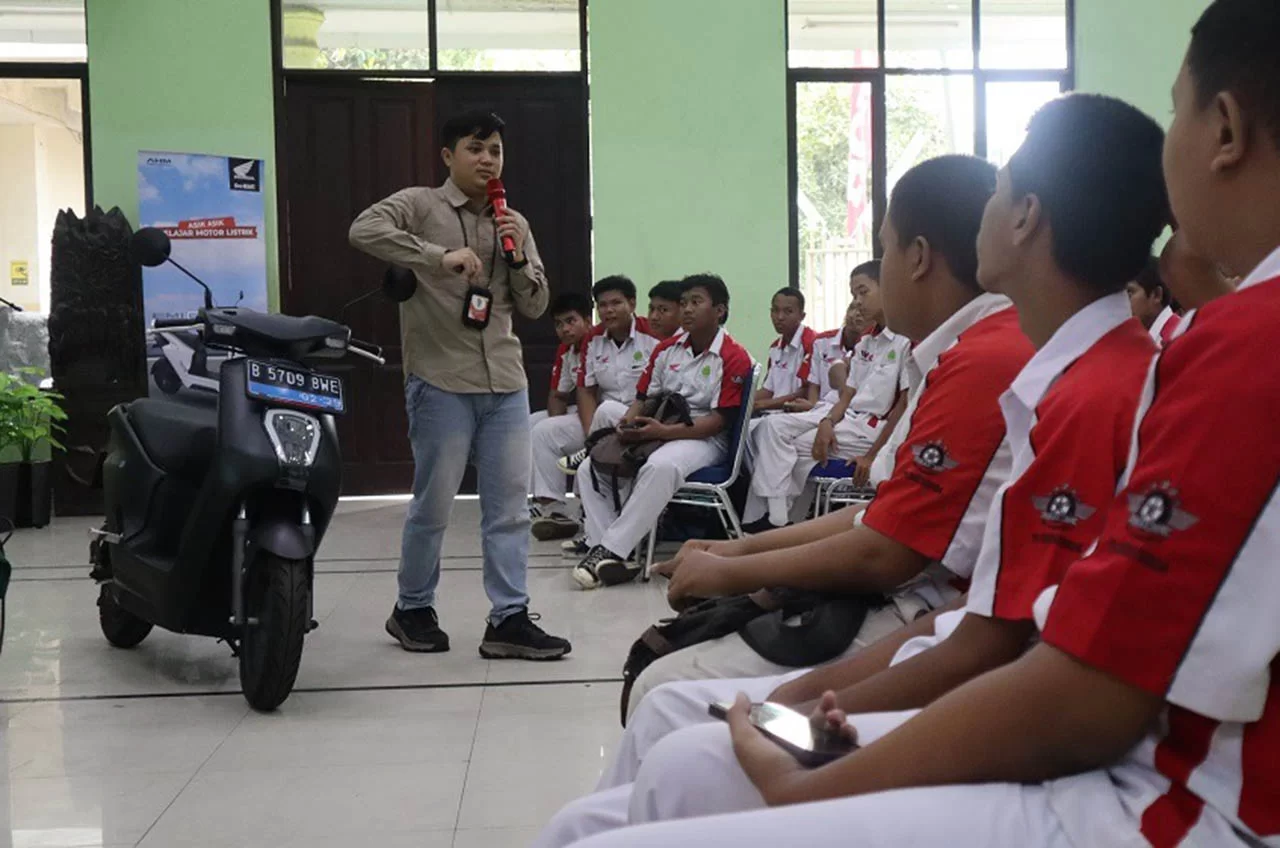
[348, 178, 550, 394]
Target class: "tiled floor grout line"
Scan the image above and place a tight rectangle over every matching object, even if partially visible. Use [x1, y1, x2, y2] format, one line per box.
[131, 704, 253, 848]
[450, 678, 491, 846]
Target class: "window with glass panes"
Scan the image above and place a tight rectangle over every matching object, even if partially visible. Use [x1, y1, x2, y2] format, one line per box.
[279, 0, 583, 73]
[788, 0, 1072, 332]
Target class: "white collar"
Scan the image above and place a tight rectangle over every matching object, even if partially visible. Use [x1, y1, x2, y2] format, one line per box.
[776, 324, 806, 351]
[682, 327, 726, 357]
[911, 293, 1013, 376]
[1149, 306, 1176, 340]
[1008, 291, 1134, 410]
[1239, 246, 1280, 292]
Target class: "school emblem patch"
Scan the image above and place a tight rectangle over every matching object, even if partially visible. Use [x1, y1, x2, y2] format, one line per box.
[912, 441, 958, 473]
[1032, 487, 1096, 527]
[701, 365, 712, 378]
[1127, 483, 1198, 538]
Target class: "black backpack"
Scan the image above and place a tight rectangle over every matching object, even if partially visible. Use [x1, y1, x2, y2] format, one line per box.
[587, 391, 693, 512]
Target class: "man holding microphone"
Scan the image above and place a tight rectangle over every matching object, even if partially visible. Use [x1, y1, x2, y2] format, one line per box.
[350, 110, 571, 661]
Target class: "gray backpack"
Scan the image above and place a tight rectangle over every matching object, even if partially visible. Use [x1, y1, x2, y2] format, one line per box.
[587, 391, 693, 511]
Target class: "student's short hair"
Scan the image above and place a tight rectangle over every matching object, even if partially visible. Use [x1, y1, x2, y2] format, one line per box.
[850, 259, 882, 283]
[1134, 256, 1170, 301]
[648, 280, 686, 303]
[772, 287, 805, 311]
[681, 273, 731, 325]
[888, 155, 996, 292]
[1188, 0, 1280, 149]
[592, 275, 637, 302]
[1008, 94, 1169, 296]
[441, 111, 506, 150]
[550, 292, 593, 321]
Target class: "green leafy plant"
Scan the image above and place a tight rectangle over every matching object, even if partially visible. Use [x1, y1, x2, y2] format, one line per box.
[0, 368, 67, 463]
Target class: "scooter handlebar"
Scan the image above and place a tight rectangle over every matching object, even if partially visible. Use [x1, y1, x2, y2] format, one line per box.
[347, 339, 385, 366]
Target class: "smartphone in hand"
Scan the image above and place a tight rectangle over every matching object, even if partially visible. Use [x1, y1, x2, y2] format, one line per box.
[709, 701, 858, 768]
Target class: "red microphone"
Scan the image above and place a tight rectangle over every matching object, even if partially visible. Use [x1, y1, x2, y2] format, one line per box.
[486, 178, 517, 263]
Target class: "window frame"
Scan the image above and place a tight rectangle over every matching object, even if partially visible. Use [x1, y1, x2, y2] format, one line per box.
[787, 0, 1075, 285]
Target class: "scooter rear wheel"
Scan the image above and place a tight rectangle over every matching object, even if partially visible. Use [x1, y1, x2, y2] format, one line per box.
[97, 584, 153, 649]
[239, 554, 309, 712]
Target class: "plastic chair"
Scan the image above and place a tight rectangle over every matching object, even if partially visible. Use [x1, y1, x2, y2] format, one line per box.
[640, 363, 762, 572]
[810, 459, 877, 516]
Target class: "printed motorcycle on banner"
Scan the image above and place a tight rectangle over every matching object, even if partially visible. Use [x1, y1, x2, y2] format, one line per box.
[137, 151, 269, 397]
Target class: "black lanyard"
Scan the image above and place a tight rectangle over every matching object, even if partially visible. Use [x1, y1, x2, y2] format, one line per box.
[453, 206, 500, 286]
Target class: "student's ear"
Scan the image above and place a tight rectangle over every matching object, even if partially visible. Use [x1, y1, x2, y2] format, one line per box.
[1210, 91, 1249, 173]
[910, 236, 932, 283]
[441, 147, 454, 168]
[1012, 193, 1042, 248]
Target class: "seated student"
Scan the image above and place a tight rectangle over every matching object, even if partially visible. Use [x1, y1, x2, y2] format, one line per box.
[622, 155, 1032, 714]
[549, 6, 1280, 845]
[806, 302, 865, 411]
[753, 287, 816, 414]
[1160, 227, 1239, 309]
[564, 276, 662, 469]
[529, 292, 595, 540]
[572, 275, 754, 589]
[744, 268, 911, 531]
[1126, 256, 1183, 344]
[531, 91, 1170, 848]
[646, 279, 687, 340]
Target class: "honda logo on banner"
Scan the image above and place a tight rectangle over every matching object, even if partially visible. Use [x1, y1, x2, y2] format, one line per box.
[229, 158, 261, 192]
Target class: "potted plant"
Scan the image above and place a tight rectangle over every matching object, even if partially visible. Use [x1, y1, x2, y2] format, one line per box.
[0, 368, 66, 528]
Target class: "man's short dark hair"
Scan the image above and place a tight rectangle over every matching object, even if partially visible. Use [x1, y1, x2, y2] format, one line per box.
[550, 292, 593, 321]
[773, 287, 805, 311]
[441, 111, 506, 150]
[889, 155, 997, 292]
[681, 273, 730, 325]
[850, 259, 881, 282]
[648, 280, 686, 303]
[592, 275, 637, 302]
[1008, 94, 1169, 295]
[1188, 0, 1280, 149]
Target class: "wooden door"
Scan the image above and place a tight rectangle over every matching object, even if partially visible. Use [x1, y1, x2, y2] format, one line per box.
[280, 75, 590, 494]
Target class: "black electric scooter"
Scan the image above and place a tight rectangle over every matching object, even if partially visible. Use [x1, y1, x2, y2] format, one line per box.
[89, 229, 408, 711]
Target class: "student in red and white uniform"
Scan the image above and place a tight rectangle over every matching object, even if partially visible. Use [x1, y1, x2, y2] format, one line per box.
[547, 7, 1280, 845]
[744, 267, 911, 531]
[645, 280, 687, 341]
[531, 93, 1170, 848]
[808, 305, 864, 406]
[528, 293, 594, 540]
[752, 287, 816, 413]
[572, 275, 754, 590]
[621, 156, 1031, 715]
[572, 276, 662, 446]
[1127, 255, 1183, 345]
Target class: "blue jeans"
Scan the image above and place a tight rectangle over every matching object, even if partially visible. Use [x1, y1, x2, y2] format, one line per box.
[399, 376, 531, 624]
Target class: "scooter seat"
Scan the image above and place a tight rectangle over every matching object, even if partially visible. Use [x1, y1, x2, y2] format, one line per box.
[127, 398, 218, 481]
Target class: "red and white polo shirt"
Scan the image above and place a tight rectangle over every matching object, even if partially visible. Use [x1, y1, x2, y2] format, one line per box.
[635, 328, 755, 418]
[1150, 305, 1183, 347]
[761, 325, 816, 397]
[809, 327, 860, 402]
[846, 326, 911, 419]
[1039, 247, 1280, 848]
[858, 295, 1034, 603]
[966, 292, 1156, 622]
[550, 338, 587, 397]
[578, 316, 661, 405]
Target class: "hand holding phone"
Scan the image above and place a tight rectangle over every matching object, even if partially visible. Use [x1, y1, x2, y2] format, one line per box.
[709, 700, 858, 768]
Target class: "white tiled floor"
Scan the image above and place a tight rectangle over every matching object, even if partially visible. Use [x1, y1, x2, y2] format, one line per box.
[1, 499, 672, 848]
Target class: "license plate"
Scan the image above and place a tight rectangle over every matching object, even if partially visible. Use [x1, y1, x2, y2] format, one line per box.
[246, 360, 345, 414]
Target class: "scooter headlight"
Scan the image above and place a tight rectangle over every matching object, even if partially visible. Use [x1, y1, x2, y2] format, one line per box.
[263, 409, 321, 468]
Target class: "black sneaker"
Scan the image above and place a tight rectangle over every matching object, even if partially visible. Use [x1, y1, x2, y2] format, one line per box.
[574, 544, 636, 589]
[479, 609, 571, 661]
[531, 507, 581, 542]
[557, 448, 588, 476]
[742, 518, 787, 535]
[561, 537, 590, 558]
[385, 606, 450, 653]
[597, 554, 642, 587]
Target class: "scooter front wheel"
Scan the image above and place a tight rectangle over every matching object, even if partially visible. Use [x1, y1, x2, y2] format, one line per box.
[239, 554, 310, 712]
[97, 583, 153, 648]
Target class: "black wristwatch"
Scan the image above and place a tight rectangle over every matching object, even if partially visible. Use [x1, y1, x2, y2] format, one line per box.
[507, 256, 529, 270]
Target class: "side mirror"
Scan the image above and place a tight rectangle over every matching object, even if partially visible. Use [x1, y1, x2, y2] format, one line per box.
[382, 266, 418, 303]
[130, 227, 172, 268]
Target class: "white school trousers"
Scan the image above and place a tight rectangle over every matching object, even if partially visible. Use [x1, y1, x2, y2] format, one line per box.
[531, 410, 584, 506]
[579, 435, 725, 557]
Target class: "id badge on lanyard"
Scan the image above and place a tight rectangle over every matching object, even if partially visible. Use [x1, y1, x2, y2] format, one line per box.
[455, 207, 498, 331]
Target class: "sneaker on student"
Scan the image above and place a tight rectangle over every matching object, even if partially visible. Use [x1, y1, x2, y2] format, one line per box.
[561, 537, 590, 558]
[385, 605, 450, 653]
[573, 544, 637, 590]
[557, 448, 588, 476]
[741, 518, 788, 535]
[530, 504, 580, 541]
[479, 608, 572, 661]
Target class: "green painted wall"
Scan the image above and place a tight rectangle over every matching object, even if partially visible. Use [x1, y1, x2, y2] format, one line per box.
[1074, 0, 1210, 125]
[86, 0, 279, 308]
[588, 0, 790, 361]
